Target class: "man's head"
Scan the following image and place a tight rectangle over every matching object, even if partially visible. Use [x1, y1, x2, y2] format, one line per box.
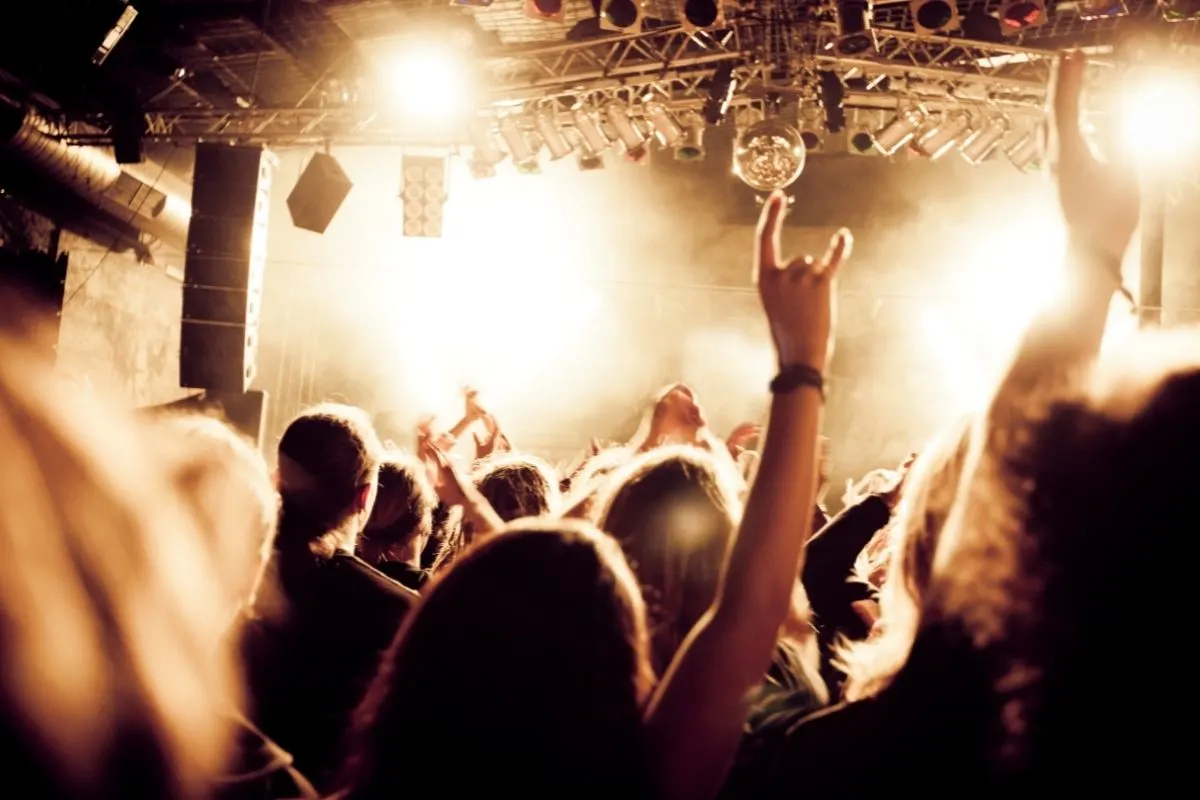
[276, 403, 381, 553]
[359, 451, 436, 567]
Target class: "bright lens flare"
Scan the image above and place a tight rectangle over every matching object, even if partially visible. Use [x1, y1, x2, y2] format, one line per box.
[386, 42, 471, 122]
[1117, 69, 1200, 166]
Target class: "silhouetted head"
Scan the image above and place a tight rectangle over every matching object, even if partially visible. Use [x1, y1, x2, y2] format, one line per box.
[472, 453, 561, 521]
[597, 445, 742, 673]
[276, 403, 381, 554]
[359, 451, 436, 566]
[345, 520, 654, 799]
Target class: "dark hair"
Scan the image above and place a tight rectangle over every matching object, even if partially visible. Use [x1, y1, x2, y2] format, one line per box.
[473, 454, 560, 521]
[344, 521, 654, 799]
[597, 445, 741, 674]
[924, 335, 1200, 781]
[359, 452, 434, 561]
[275, 403, 380, 549]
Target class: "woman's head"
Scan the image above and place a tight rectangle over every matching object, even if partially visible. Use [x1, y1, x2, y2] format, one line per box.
[157, 413, 279, 613]
[276, 403, 381, 550]
[837, 416, 973, 701]
[0, 325, 235, 798]
[919, 331, 1200, 775]
[346, 520, 653, 798]
[358, 451, 435, 565]
[472, 453, 561, 521]
[597, 445, 742, 673]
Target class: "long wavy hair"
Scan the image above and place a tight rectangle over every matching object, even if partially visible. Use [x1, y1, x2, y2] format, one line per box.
[343, 520, 655, 799]
[0, 313, 235, 798]
[836, 415, 973, 701]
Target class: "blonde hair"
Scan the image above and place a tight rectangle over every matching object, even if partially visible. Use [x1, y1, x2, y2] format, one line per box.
[0, 320, 234, 797]
[157, 413, 279, 610]
[836, 417, 973, 701]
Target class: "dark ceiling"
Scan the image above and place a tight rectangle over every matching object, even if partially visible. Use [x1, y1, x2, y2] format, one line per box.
[0, 0, 1193, 123]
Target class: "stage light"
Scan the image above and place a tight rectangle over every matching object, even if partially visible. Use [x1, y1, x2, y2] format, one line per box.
[571, 106, 612, 154]
[525, 0, 565, 20]
[915, 113, 972, 160]
[577, 145, 605, 171]
[468, 119, 505, 166]
[1160, 0, 1200, 20]
[733, 118, 807, 192]
[535, 110, 574, 160]
[600, 0, 643, 32]
[92, 1, 139, 66]
[703, 64, 737, 125]
[604, 101, 648, 161]
[1005, 130, 1041, 172]
[836, 0, 875, 56]
[1117, 67, 1200, 165]
[910, 0, 959, 35]
[872, 107, 927, 155]
[645, 102, 684, 146]
[682, 0, 723, 29]
[401, 155, 447, 238]
[499, 117, 540, 174]
[959, 117, 1010, 164]
[386, 40, 473, 123]
[998, 0, 1046, 34]
[675, 111, 706, 160]
[1077, 0, 1127, 19]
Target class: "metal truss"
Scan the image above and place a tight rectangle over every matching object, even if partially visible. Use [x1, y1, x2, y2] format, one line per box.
[55, 22, 1074, 146]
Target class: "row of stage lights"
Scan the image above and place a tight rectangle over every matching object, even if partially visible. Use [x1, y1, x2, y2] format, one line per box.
[864, 107, 1044, 171]
[837, 0, 1197, 54]
[466, 99, 708, 176]
[460, 99, 1046, 183]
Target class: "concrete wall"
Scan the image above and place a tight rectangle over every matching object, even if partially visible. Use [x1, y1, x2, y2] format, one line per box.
[54, 233, 189, 406]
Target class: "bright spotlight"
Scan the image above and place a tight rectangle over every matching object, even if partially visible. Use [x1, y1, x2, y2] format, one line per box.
[1117, 68, 1200, 166]
[385, 40, 473, 123]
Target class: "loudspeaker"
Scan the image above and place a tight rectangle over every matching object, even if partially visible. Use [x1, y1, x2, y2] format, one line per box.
[180, 144, 275, 393]
[287, 152, 352, 234]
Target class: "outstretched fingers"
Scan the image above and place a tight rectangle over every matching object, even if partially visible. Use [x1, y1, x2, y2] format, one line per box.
[817, 228, 853, 279]
[755, 191, 788, 279]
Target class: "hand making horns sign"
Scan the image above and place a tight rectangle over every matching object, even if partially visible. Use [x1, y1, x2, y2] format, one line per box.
[754, 191, 853, 373]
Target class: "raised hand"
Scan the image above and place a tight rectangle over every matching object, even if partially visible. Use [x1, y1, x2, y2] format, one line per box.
[1050, 51, 1138, 261]
[463, 386, 488, 422]
[755, 191, 852, 372]
[417, 429, 471, 509]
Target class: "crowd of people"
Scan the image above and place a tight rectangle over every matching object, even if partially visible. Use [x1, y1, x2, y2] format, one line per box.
[0, 53, 1184, 799]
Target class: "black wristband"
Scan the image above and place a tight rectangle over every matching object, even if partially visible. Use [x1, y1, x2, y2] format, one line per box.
[770, 364, 825, 399]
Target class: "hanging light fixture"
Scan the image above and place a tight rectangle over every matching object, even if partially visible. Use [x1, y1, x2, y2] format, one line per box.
[600, 0, 643, 32]
[835, 0, 875, 56]
[536, 109, 574, 160]
[872, 107, 927, 155]
[645, 101, 684, 147]
[998, 0, 1046, 34]
[604, 100, 649, 161]
[910, 0, 959, 34]
[675, 111, 706, 160]
[499, 117, 540, 174]
[572, 105, 611, 155]
[915, 113, 973, 160]
[1006, 129, 1042, 172]
[959, 116, 1010, 165]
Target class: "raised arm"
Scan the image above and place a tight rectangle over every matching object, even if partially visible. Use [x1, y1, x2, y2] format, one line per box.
[993, 52, 1139, 409]
[645, 193, 851, 800]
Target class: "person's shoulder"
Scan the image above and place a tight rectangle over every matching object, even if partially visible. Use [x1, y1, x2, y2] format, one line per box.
[337, 553, 419, 607]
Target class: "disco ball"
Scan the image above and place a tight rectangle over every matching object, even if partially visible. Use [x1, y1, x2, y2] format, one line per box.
[732, 118, 807, 192]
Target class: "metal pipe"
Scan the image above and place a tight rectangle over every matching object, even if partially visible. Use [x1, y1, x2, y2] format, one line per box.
[0, 102, 191, 250]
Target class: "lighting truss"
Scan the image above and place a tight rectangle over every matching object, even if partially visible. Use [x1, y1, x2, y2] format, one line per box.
[50, 22, 1127, 147]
